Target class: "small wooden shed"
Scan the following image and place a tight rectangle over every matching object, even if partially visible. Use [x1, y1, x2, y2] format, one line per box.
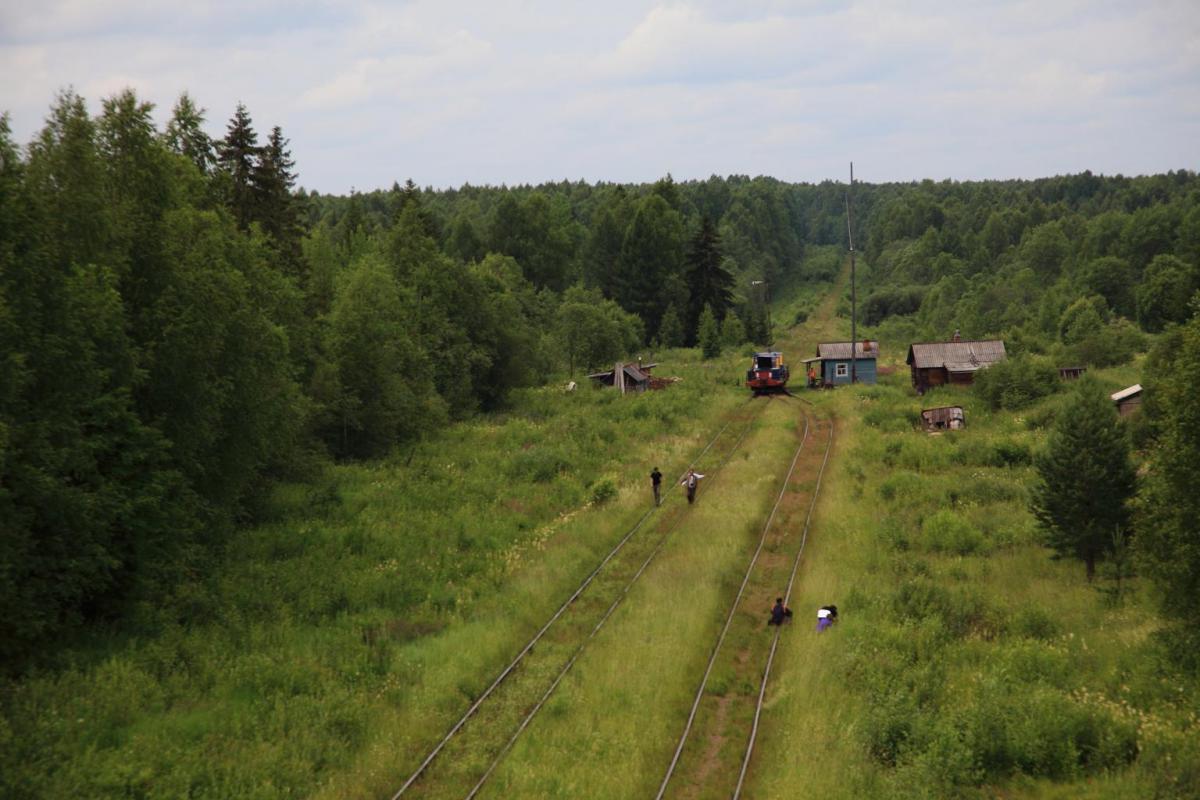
[907, 337, 1006, 394]
[1111, 384, 1142, 417]
[587, 362, 656, 393]
[921, 406, 965, 431]
[803, 341, 879, 387]
[1058, 366, 1087, 381]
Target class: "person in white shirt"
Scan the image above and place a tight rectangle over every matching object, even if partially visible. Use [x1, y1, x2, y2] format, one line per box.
[681, 469, 705, 504]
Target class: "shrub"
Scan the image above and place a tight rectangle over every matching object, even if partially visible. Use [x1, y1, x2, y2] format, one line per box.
[989, 440, 1032, 467]
[921, 510, 986, 555]
[878, 471, 925, 503]
[590, 478, 617, 505]
[973, 354, 1060, 410]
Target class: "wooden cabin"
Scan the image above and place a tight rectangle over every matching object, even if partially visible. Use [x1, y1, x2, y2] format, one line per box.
[803, 340, 879, 387]
[1058, 366, 1087, 381]
[906, 336, 1006, 394]
[587, 362, 656, 393]
[921, 406, 965, 431]
[1111, 384, 1142, 417]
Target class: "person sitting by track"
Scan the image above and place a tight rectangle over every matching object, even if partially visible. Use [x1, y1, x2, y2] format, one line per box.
[816, 604, 838, 632]
[768, 597, 793, 626]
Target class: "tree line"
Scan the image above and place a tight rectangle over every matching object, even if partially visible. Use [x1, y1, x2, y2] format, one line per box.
[0, 89, 836, 666]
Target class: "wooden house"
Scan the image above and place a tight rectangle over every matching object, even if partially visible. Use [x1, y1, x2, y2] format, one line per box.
[1111, 384, 1142, 417]
[803, 340, 879, 387]
[906, 336, 1006, 394]
[921, 406, 965, 431]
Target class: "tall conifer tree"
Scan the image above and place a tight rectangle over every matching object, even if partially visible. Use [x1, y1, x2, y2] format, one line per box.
[1030, 378, 1136, 579]
[684, 215, 734, 343]
[217, 103, 259, 230]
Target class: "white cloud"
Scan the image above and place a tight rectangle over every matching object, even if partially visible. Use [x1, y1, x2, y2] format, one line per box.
[1, 1, 1196, 191]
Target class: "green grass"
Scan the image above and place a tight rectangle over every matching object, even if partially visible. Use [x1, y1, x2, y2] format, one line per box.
[479, 400, 805, 797]
[745, 371, 1200, 799]
[0, 351, 748, 799]
[5, 254, 1198, 800]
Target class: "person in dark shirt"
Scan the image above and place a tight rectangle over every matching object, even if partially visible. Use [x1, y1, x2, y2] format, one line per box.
[650, 467, 663, 506]
[768, 597, 792, 626]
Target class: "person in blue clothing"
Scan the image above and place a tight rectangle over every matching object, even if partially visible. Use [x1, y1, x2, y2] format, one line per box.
[768, 597, 793, 626]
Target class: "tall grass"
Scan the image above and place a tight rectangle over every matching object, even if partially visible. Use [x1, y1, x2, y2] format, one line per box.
[0, 353, 744, 799]
[746, 371, 1200, 799]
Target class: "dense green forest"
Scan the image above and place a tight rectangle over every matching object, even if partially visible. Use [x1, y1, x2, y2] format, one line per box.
[0, 90, 839, 668]
[2, 86, 1198, 681]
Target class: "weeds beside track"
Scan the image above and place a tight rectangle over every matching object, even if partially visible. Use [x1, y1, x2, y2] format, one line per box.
[656, 410, 834, 800]
[394, 397, 770, 799]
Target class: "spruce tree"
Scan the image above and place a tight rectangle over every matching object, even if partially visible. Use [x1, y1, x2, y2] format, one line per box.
[698, 304, 722, 359]
[657, 302, 685, 348]
[684, 215, 734, 343]
[217, 103, 259, 230]
[1136, 310, 1200, 668]
[1030, 378, 1136, 580]
[721, 310, 746, 347]
[253, 125, 303, 275]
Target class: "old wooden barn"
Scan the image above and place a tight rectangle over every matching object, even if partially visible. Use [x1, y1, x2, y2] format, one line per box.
[1111, 384, 1143, 416]
[906, 334, 1006, 394]
[803, 340, 879, 387]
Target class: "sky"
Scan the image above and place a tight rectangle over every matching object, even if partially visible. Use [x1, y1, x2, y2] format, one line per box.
[1, 0, 1197, 194]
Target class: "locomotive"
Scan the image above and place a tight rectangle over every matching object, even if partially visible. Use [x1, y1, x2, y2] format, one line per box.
[746, 351, 789, 394]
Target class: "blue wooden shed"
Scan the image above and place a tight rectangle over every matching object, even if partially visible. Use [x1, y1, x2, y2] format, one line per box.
[805, 341, 879, 386]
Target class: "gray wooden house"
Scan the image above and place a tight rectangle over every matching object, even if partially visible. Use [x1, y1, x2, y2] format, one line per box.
[907, 335, 1006, 394]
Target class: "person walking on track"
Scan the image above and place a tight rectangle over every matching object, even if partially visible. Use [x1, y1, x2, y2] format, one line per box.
[650, 467, 663, 506]
[681, 468, 705, 505]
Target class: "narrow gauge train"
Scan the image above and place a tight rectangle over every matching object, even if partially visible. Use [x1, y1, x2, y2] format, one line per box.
[746, 351, 790, 394]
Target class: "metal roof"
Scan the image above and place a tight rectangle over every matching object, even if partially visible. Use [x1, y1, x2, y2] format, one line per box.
[817, 341, 879, 360]
[1111, 384, 1143, 402]
[906, 340, 1006, 369]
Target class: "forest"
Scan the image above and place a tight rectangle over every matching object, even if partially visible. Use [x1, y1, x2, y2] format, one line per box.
[2, 87, 1199, 797]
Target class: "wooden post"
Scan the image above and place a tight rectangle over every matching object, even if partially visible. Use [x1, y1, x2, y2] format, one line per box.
[616, 362, 625, 394]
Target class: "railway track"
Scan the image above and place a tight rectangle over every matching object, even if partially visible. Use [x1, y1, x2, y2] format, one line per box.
[655, 409, 834, 800]
[393, 397, 771, 799]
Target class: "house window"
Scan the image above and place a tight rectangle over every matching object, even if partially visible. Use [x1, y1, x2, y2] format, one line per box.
[835, 363, 848, 378]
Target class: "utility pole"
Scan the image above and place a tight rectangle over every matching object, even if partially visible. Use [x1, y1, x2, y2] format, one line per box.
[751, 279, 771, 347]
[846, 162, 857, 384]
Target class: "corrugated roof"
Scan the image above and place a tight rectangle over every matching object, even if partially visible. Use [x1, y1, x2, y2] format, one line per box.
[817, 341, 879, 359]
[1111, 384, 1142, 402]
[906, 340, 1006, 369]
[623, 364, 649, 383]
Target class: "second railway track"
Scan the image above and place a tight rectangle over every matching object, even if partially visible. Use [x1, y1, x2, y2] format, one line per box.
[394, 398, 771, 799]
[656, 408, 835, 800]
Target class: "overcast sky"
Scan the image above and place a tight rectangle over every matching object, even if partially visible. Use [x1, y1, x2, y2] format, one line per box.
[2, 1, 1197, 194]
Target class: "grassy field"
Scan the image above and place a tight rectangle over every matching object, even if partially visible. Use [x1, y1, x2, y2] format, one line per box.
[0, 345, 751, 798]
[4, 251, 1199, 799]
[745, 366, 1200, 799]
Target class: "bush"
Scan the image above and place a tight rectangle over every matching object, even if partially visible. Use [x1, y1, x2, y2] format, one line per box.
[973, 355, 1060, 410]
[921, 510, 986, 555]
[590, 478, 617, 505]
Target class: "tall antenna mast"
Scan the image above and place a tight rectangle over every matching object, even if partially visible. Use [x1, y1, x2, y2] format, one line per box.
[846, 162, 857, 384]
